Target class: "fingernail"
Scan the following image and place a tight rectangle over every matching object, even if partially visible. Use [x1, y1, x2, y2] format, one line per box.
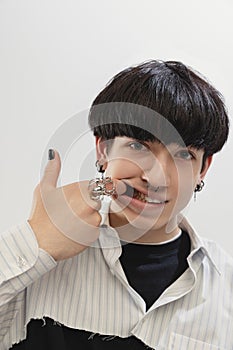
[48, 149, 55, 160]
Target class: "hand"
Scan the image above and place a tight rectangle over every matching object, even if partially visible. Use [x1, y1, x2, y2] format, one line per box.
[28, 150, 102, 261]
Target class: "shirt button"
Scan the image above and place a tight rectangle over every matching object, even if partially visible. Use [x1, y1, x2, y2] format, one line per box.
[17, 256, 27, 268]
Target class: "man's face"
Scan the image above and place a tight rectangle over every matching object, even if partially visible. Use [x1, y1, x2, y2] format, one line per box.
[97, 136, 211, 240]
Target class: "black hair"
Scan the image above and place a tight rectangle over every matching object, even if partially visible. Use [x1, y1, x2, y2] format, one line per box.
[88, 60, 229, 161]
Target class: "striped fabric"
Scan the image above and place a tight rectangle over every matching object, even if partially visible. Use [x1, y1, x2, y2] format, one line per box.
[0, 201, 232, 349]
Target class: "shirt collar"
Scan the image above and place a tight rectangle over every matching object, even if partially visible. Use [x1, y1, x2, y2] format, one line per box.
[98, 198, 221, 274]
[178, 215, 221, 275]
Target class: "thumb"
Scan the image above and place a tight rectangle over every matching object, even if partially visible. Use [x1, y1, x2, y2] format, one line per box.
[41, 149, 61, 189]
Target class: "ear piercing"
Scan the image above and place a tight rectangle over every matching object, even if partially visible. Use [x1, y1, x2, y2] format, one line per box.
[194, 180, 205, 201]
[194, 180, 205, 193]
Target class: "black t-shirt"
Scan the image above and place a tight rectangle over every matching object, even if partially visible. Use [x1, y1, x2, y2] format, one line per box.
[11, 231, 191, 349]
[120, 230, 191, 310]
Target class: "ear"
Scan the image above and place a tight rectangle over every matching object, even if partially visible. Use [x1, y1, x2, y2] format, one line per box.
[199, 155, 213, 181]
[95, 137, 109, 169]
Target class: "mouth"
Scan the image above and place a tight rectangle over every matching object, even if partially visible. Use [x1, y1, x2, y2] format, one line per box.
[123, 183, 168, 205]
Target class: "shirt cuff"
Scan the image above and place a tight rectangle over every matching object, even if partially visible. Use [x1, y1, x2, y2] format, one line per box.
[0, 221, 57, 285]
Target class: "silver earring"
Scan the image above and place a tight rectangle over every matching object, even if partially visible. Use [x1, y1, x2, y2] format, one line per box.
[95, 160, 105, 178]
[194, 180, 205, 201]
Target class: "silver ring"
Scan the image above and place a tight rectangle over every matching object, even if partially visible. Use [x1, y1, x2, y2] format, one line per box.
[88, 176, 117, 201]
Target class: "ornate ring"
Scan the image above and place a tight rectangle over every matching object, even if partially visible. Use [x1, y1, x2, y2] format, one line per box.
[88, 176, 117, 201]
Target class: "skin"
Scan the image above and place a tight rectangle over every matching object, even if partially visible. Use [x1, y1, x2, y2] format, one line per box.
[96, 136, 212, 243]
[28, 151, 103, 261]
[28, 136, 212, 261]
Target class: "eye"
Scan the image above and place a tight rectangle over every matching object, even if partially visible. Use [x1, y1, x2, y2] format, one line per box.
[128, 141, 148, 152]
[175, 149, 194, 160]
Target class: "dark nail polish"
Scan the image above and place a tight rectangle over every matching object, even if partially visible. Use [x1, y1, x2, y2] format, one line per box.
[48, 149, 55, 160]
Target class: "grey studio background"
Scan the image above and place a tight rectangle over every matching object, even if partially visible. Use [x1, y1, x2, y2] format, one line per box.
[0, 0, 232, 256]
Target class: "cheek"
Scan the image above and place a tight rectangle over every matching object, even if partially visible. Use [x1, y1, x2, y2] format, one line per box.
[175, 161, 198, 190]
[105, 159, 140, 178]
[173, 170, 197, 212]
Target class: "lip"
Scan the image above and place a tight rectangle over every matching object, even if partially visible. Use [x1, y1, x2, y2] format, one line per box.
[117, 181, 169, 213]
[118, 194, 167, 215]
[122, 181, 168, 203]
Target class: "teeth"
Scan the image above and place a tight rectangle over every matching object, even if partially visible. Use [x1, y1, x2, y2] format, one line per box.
[145, 197, 163, 204]
[133, 190, 165, 204]
[134, 191, 147, 202]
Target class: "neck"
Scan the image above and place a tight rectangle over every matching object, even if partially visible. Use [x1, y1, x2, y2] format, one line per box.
[132, 226, 180, 244]
[109, 213, 180, 244]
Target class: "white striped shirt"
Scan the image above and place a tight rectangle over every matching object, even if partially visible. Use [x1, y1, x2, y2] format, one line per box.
[0, 201, 232, 349]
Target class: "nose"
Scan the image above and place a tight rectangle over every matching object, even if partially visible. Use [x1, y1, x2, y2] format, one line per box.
[141, 156, 170, 189]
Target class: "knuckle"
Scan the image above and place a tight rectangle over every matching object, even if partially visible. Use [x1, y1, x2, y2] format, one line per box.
[95, 212, 102, 227]
[87, 211, 102, 228]
[33, 183, 42, 198]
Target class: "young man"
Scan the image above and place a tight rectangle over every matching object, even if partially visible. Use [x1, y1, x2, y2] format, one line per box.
[0, 60, 232, 349]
